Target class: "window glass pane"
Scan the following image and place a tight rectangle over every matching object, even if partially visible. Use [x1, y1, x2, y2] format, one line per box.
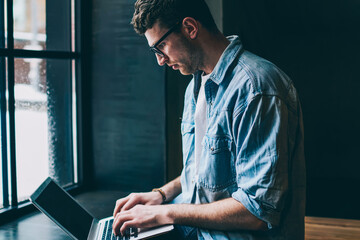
[15, 58, 73, 202]
[1, 0, 5, 48]
[15, 58, 48, 202]
[13, 0, 71, 51]
[13, 0, 46, 50]
[46, 59, 74, 188]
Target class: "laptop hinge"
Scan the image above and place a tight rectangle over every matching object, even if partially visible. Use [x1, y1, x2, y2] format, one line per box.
[88, 219, 100, 240]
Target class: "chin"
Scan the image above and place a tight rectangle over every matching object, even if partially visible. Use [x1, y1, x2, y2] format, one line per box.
[179, 67, 194, 76]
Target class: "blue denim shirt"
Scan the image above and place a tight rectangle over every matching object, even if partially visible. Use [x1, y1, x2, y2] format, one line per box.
[178, 36, 306, 239]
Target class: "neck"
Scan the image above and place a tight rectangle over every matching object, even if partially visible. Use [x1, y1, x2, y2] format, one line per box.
[199, 31, 230, 75]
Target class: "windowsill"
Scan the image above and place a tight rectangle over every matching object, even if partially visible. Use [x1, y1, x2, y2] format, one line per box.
[305, 216, 360, 240]
[0, 190, 129, 239]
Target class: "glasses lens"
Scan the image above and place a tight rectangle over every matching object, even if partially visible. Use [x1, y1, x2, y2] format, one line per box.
[150, 47, 164, 57]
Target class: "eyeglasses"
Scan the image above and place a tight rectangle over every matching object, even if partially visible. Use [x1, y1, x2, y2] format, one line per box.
[149, 23, 180, 57]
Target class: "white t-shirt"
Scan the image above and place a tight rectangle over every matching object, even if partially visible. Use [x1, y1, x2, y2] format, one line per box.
[194, 73, 211, 172]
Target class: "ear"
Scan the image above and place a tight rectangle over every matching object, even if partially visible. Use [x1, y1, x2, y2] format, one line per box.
[182, 17, 199, 40]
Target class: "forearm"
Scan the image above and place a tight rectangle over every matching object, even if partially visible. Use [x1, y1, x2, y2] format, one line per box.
[113, 191, 267, 236]
[158, 176, 182, 203]
[165, 198, 267, 231]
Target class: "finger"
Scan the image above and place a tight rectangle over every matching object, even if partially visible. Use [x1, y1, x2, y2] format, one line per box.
[112, 212, 132, 236]
[121, 196, 141, 212]
[120, 220, 137, 236]
[113, 196, 130, 218]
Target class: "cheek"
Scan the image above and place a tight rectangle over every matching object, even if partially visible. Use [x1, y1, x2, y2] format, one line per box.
[170, 50, 189, 63]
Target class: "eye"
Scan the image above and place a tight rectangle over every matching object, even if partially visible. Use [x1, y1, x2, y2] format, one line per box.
[157, 42, 165, 50]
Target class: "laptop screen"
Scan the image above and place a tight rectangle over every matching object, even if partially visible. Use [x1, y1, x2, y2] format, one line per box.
[30, 177, 94, 240]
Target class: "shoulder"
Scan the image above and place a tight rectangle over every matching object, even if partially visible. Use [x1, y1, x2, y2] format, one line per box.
[226, 51, 299, 115]
[237, 51, 293, 98]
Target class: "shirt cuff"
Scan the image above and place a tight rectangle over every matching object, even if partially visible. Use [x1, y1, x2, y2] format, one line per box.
[232, 188, 280, 229]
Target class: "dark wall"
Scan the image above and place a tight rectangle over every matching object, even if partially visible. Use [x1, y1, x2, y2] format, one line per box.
[91, 0, 167, 192]
[165, 69, 191, 181]
[223, 0, 360, 219]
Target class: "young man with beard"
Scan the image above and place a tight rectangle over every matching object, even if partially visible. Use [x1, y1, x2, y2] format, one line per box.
[112, 0, 306, 239]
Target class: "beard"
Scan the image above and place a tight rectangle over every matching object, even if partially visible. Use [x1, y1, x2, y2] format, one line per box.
[173, 35, 203, 75]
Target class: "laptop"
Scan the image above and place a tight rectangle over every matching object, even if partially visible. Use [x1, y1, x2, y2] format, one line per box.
[29, 177, 174, 240]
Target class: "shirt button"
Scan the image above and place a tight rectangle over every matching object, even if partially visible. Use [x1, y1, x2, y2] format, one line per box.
[210, 147, 214, 151]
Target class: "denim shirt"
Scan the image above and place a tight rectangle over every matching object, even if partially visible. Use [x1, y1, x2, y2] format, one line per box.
[178, 36, 306, 240]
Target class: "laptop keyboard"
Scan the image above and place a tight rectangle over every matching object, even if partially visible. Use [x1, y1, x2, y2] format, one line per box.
[101, 219, 138, 240]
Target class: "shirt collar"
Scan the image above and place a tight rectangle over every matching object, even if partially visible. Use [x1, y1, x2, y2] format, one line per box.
[194, 35, 244, 86]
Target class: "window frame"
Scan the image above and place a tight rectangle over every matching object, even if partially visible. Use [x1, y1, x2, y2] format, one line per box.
[0, 0, 88, 223]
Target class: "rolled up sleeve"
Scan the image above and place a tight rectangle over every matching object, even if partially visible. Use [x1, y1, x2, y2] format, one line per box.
[232, 95, 290, 229]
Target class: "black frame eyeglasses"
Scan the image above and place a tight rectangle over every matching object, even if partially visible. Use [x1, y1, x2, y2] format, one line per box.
[149, 22, 180, 57]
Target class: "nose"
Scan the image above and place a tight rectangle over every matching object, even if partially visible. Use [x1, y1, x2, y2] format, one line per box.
[155, 54, 167, 66]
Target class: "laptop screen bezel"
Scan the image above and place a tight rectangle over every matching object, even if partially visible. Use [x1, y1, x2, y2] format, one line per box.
[29, 177, 95, 240]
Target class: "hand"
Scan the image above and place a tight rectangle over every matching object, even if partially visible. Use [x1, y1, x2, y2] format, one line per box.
[112, 204, 172, 236]
[113, 192, 163, 218]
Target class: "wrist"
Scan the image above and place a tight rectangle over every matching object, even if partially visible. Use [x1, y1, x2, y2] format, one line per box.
[152, 188, 166, 203]
[162, 204, 175, 225]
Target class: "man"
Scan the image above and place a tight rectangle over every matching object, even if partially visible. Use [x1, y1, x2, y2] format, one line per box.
[112, 0, 306, 239]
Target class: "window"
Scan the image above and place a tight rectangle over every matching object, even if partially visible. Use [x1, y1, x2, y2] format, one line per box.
[0, 0, 79, 212]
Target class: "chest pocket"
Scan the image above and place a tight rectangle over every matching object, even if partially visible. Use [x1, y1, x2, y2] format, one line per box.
[197, 135, 236, 191]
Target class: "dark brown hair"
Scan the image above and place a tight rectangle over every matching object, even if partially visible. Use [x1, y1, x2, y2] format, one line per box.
[131, 0, 218, 35]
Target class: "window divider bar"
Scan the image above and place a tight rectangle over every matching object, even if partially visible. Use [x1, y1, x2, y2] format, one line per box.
[13, 49, 80, 59]
[6, 0, 18, 207]
[1, 58, 9, 208]
[9, 114, 16, 207]
[7, 57, 17, 207]
[7, 0, 14, 50]
[0, 0, 9, 205]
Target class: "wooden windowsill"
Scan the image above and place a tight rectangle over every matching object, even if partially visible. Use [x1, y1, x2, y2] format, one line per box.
[305, 216, 360, 240]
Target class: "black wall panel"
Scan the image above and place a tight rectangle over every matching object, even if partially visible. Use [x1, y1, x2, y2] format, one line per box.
[223, 0, 360, 219]
[91, 0, 166, 191]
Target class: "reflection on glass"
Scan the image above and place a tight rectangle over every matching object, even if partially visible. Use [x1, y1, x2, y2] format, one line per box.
[71, 60, 77, 183]
[15, 58, 48, 202]
[13, 0, 46, 51]
[71, 0, 75, 52]
[15, 58, 74, 202]
[13, 0, 73, 51]
[46, 59, 73, 188]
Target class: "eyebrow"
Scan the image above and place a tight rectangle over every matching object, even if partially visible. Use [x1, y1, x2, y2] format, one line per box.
[149, 31, 168, 48]
[150, 23, 180, 47]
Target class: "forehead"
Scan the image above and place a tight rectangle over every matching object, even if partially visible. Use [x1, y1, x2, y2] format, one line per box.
[144, 22, 169, 47]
